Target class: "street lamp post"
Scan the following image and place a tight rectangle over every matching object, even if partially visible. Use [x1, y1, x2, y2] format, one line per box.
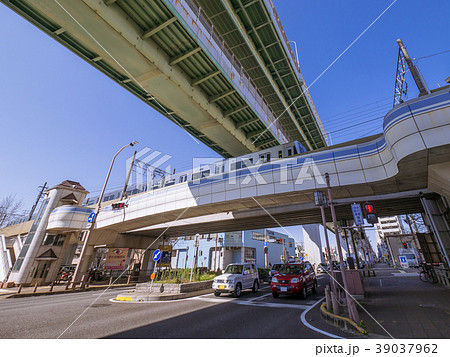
[71, 141, 138, 287]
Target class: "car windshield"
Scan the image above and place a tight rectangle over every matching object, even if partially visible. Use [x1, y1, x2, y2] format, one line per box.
[272, 264, 283, 270]
[279, 265, 303, 275]
[225, 265, 243, 274]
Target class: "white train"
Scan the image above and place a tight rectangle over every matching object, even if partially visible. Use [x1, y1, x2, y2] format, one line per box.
[84, 141, 306, 206]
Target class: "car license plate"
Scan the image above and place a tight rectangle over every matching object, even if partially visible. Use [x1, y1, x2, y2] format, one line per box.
[280, 286, 287, 292]
[219, 285, 225, 289]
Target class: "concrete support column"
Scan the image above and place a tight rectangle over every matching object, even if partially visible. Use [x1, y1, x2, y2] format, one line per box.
[76, 245, 95, 282]
[9, 189, 59, 285]
[0, 234, 12, 281]
[420, 194, 450, 267]
[139, 250, 152, 280]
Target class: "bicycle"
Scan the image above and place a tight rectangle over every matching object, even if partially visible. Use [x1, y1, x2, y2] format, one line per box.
[419, 264, 437, 283]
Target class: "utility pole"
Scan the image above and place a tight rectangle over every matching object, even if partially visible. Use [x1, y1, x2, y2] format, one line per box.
[315, 190, 339, 313]
[190, 234, 200, 282]
[397, 39, 430, 95]
[394, 39, 430, 107]
[264, 228, 268, 269]
[357, 228, 368, 268]
[343, 229, 352, 260]
[28, 182, 47, 221]
[325, 173, 360, 322]
[214, 234, 218, 271]
[349, 228, 361, 269]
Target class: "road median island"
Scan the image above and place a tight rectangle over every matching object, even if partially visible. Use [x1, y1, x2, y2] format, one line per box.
[114, 280, 214, 302]
[320, 303, 368, 336]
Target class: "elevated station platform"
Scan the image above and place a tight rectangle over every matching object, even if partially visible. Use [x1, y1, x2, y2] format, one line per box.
[46, 88, 450, 243]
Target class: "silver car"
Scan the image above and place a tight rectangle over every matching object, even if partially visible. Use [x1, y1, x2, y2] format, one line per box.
[212, 263, 259, 297]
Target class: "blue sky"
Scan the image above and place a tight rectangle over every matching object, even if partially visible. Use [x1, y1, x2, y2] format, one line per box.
[0, 1, 449, 249]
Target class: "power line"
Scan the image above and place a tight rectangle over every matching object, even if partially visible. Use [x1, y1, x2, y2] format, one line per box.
[326, 116, 384, 135]
[320, 96, 392, 121]
[413, 49, 450, 60]
[322, 105, 390, 131]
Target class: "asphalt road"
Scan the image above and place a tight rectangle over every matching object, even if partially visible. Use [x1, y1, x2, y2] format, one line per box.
[0, 275, 333, 339]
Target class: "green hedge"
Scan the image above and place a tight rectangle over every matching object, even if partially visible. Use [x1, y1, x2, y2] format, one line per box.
[152, 268, 220, 284]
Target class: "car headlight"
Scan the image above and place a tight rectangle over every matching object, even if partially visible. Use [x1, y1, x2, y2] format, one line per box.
[291, 278, 298, 283]
[272, 277, 278, 283]
[227, 280, 234, 284]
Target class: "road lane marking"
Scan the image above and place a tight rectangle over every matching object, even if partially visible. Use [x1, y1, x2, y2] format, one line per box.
[300, 297, 344, 339]
[189, 297, 233, 303]
[392, 273, 418, 276]
[236, 300, 308, 309]
[247, 292, 272, 301]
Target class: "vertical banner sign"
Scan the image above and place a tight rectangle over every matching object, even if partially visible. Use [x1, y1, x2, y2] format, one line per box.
[158, 245, 172, 268]
[351, 203, 364, 226]
[105, 248, 129, 270]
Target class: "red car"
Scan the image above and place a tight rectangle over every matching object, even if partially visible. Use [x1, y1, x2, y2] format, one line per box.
[271, 262, 318, 299]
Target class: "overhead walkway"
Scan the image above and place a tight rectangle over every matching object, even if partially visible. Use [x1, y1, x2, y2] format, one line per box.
[47, 87, 450, 243]
[1, 0, 326, 156]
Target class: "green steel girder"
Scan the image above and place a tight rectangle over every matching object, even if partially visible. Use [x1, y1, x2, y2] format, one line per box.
[2, 0, 326, 157]
[233, 0, 320, 149]
[198, 0, 327, 149]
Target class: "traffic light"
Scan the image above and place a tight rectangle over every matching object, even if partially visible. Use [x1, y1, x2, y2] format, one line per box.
[363, 202, 378, 224]
[112, 201, 127, 210]
[403, 243, 408, 249]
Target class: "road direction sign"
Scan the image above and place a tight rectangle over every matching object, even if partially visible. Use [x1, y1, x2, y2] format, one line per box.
[152, 249, 161, 262]
[263, 241, 267, 247]
[87, 212, 96, 223]
[351, 203, 364, 225]
[399, 255, 408, 268]
[299, 256, 303, 261]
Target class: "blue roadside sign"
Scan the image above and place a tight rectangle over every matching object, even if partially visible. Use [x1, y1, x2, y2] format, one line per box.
[351, 203, 364, 226]
[152, 249, 161, 262]
[263, 242, 267, 247]
[299, 256, 303, 261]
[87, 212, 96, 223]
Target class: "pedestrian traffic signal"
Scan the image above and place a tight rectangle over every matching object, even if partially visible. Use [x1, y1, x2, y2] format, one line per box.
[112, 201, 127, 210]
[363, 202, 378, 224]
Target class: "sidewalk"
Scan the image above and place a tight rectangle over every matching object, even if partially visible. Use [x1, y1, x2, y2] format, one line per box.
[306, 263, 450, 339]
[357, 263, 450, 338]
[0, 281, 135, 299]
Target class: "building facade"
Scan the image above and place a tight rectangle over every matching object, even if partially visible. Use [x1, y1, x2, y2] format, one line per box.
[1, 181, 89, 285]
[171, 229, 296, 270]
[375, 216, 402, 264]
